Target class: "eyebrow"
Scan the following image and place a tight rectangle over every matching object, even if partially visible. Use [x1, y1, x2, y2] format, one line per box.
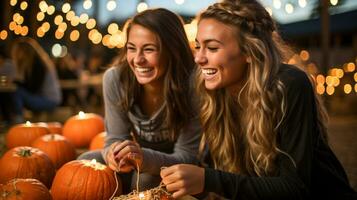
[195, 38, 223, 45]
[127, 42, 157, 48]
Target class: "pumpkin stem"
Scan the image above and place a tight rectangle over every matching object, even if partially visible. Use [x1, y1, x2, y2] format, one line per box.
[18, 149, 32, 157]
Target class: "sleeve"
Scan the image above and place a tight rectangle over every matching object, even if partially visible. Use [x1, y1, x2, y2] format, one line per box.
[140, 115, 202, 175]
[204, 70, 316, 199]
[101, 67, 132, 162]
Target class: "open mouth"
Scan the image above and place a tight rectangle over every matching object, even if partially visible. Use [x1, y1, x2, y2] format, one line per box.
[202, 68, 218, 75]
[135, 67, 154, 73]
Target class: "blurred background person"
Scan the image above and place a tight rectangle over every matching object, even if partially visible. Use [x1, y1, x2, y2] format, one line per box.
[11, 37, 62, 123]
[0, 46, 16, 127]
[55, 53, 82, 107]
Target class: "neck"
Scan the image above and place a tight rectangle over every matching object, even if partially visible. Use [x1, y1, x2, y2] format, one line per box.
[139, 80, 165, 116]
[142, 80, 164, 97]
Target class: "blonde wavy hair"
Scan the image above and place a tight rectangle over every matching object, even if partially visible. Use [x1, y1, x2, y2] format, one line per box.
[197, 0, 328, 176]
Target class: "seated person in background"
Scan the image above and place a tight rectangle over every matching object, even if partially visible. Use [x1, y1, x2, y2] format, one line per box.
[0, 46, 16, 126]
[78, 8, 201, 193]
[0, 47, 16, 80]
[55, 53, 82, 107]
[11, 37, 62, 123]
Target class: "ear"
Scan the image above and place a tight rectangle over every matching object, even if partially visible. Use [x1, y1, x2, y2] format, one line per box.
[246, 56, 252, 63]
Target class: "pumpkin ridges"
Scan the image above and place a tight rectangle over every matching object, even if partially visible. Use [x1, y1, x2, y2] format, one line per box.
[0, 178, 52, 200]
[31, 134, 77, 169]
[51, 160, 119, 200]
[0, 147, 55, 189]
[89, 132, 106, 150]
[6, 125, 49, 149]
[63, 113, 104, 148]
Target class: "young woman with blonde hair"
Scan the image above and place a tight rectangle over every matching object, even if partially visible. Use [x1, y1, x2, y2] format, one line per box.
[161, 0, 356, 199]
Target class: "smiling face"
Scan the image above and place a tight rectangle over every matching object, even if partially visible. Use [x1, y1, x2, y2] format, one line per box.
[126, 24, 166, 87]
[195, 18, 248, 91]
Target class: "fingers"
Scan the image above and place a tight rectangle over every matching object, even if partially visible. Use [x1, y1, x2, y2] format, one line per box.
[118, 159, 134, 173]
[164, 178, 188, 199]
[160, 165, 177, 179]
[172, 189, 188, 199]
[106, 151, 119, 171]
[114, 141, 141, 162]
[106, 140, 142, 173]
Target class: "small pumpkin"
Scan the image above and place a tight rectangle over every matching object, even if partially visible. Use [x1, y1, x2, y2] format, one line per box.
[63, 112, 105, 148]
[6, 122, 49, 149]
[0, 146, 55, 188]
[36, 122, 63, 134]
[89, 131, 107, 150]
[0, 178, 52, 200]
[51, 159, 121, 200]
[31, 134, 77, 169]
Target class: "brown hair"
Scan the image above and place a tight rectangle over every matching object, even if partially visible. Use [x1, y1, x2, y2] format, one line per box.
[114, 8, 195, 140]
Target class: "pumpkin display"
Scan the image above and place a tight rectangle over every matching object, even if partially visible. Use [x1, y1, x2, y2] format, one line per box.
[51, 159, 121, 200]
[62, 111, 105, 148]
[31, 134, 77, 169]
[0, 178, 52, 200]
[6, 122, 49, 149]
[36, 122, 63, 134]
[0, 146, 55, 188]
[89, 131, 107, 150]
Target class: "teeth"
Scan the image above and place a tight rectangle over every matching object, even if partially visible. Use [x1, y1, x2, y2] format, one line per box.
[202, 68, 217, 75]
[136, 67, 153, 73]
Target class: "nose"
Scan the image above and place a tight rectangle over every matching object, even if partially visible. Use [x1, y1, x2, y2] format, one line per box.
[194, 48, 207, 66]
[133, 51, 145, 65]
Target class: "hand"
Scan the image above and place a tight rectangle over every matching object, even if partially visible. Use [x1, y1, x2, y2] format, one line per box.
[113, 140, 143, 173]
[105, 141, 121, 172]
[160, 164, 205, 199]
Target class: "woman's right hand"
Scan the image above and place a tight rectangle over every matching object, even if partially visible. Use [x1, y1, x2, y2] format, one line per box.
[105, 141, 121, 171]
[160, 164, 205, 199]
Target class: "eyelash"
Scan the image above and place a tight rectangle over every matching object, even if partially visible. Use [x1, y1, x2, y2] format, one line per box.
[208, 47, 218, 51]
[194, 46, 218, 52]
[126, 47, 155, 52]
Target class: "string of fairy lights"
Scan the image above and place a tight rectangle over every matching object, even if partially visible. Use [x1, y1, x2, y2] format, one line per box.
[0, 0, 356, 96]
[288, 50, 357, 95]
[1, 0, 198, 48]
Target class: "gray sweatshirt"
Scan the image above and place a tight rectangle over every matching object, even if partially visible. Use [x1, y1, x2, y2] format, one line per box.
[102, 67, 201, 175]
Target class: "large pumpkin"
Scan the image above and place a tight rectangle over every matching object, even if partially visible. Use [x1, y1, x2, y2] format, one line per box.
[31, 134, 77, 169]
[36, 122, 63, 134]
[63, 112, 104, 148]
[89, 131, 106, 150]
[0, 146, 55, 188]
[6, 122, 49, 149]
[0, 178, 52, 200]
[51, 159, 121, 200]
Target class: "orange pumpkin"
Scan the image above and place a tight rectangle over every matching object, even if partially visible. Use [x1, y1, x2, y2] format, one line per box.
[63, 112, 105, 148]
[36, 122, 63, 134]
[0, 146, 55, 188]
[31, 134, 77, 169]
[0, 178, 52, 200]
[89, 131, 107, 150]
[51, 159, 121, 200]
[6, 122, 49, 149]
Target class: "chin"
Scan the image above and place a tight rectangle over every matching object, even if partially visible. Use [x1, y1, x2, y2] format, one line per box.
[204, 82, 220, 90]
[136, 78, 153, 85]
